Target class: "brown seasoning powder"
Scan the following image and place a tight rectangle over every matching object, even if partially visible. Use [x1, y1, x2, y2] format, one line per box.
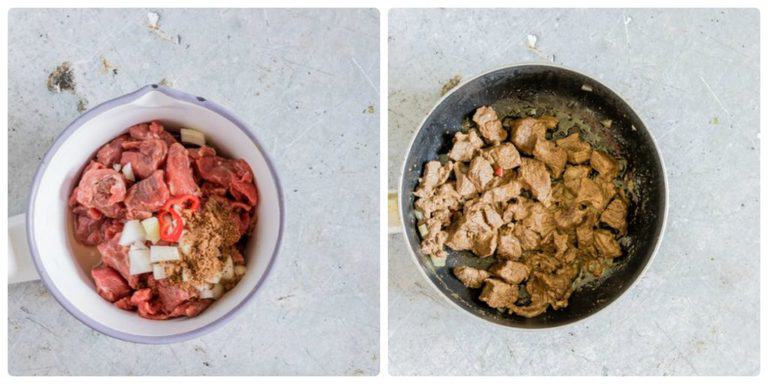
[181, 199, 240, 285]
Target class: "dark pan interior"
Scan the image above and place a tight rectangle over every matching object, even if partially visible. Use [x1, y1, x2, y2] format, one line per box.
[400, 65, 666, 328]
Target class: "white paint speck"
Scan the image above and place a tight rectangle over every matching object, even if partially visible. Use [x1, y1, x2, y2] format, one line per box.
[147, 12, 160, 29]
[526, 34, 538, 49]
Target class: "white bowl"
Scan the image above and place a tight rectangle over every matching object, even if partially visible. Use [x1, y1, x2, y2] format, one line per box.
[27, 85, 285, 344]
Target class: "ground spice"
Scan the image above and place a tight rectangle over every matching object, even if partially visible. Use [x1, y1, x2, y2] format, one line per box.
[180, 199, 240, 285]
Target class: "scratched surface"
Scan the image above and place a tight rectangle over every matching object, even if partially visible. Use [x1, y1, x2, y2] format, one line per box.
[8, 9, 379, 375]
[388, 9, 759, 375]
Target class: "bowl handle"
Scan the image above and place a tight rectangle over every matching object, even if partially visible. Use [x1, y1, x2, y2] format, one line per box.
[8, 213, 39, 284]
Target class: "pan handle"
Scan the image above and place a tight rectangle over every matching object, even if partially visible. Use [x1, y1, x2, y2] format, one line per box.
[8, 213, 40, 284]
[387, 190, 403, 234]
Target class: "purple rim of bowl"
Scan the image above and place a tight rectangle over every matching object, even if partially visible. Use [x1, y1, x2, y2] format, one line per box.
[26, 84, 285, 344]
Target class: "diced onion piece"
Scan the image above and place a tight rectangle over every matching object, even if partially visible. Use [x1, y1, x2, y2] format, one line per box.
[430, 254, 447, 267]
[206, 271, 222, 284]
[181, 267, 192, 282]
[112, 163, 122, 172]
[413, 210, 424, 221]
[418, 223, 429, 238]
[221, 255, 235, 281]
[119, 220, 146, 245]
[122, 162, 135, 181]
[234, 265, 247, 276]
[178, 230, 192, 255]
[150, 246, 180, 262]
[128, 249, 152, 275]
[141, 217, 160, 244]
[180, 128, 206, 146]
[581, 84, 593, 92]
[152, 263, 167, 280]
[601, 119, 613, 128]
[197, 283, 222, 299]
[211, 283, 224, 299]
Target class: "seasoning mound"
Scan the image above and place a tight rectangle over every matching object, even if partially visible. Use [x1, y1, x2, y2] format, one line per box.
[181, 199, 240, 285]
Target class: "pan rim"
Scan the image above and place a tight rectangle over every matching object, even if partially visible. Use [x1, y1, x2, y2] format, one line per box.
[396, 62, 669, 330]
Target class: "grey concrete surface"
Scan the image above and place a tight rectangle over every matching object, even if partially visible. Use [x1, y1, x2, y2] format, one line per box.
[8, 8, 379, 376]
[388, 9, 759, 375]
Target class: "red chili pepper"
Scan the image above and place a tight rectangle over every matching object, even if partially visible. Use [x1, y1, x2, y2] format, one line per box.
[493, 166, 503, 177]
[162, 194, 200, 213]
[158, 209, 184, 242]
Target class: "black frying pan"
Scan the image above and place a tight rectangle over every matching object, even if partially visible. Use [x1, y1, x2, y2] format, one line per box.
[398, 64, 667, 328]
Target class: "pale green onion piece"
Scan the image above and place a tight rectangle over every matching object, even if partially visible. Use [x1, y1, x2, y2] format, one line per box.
[418, 223, 429, 238]
[180, 128, 206, 146]
[128, 249, 152, 275]
[122, 162, 135, 182]
[150, 246, 180, 262]
[141, 217, 160, 244]
[430, 254, 447, 267]
[119, 220, 146, 246]
[152, 263, 167, 280]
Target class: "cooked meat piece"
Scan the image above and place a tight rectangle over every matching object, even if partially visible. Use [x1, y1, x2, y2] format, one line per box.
[74, 166, 127, 211]
[536, 264, 579, 309]
[479, 278, 518, 309]
[156, 279, 196, 313]
[576, 220, 595, 248]
[128, 121, 177, 147]
[553, 231, 569, 259]
[522, 203, 555, 239]
[514, 225, 541, 251]
[523, 252, 560, 274]
[563, 165, 590, 193]
[502, 197, 530, 222]
[601, 198, 628, 233]
[196, 156, 259, 206]
[485, 142, 521, 170]
[448, 129, 485, 162]
[533, 139, 568, 178]
[553, 204, 586, 229]
[120, 139, 168, 180]
[509, 115, 558, 153]
[556, 133, 592, 164]
[96, 135, 129, 166]
[414, 160, 453, 197]
[166, 143, 201, 196]
[124, 170, 170, 220]
[600, 179, 618, 202]
[453, 266, 491, 288]
[591, 150, 619, 180]
[497, 225, 522, 259]
[594, 229, 622, 258]
[201, 182, 228, 196]
[91, 264, 132, 303]
[467, 156, 494, 192]
[228, 159, 259, 206]
[420, 215, 450, 259]
[166, 300, 212, 318]
[550, 183, 575, 207]
[414, 183, 461, 218]
[446, 202, 502, 257]
[519, 158, 552, 206]
[97, 232, 140, 288]
[453, 162, 477, 198]
[73, 213, 105, 245]
[489, 260, 530, 284]
[576, 178, 607, 211]
[480, 180, 522, 204]
[188, 145, 216, 159]
[473, 106, 507, 144]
